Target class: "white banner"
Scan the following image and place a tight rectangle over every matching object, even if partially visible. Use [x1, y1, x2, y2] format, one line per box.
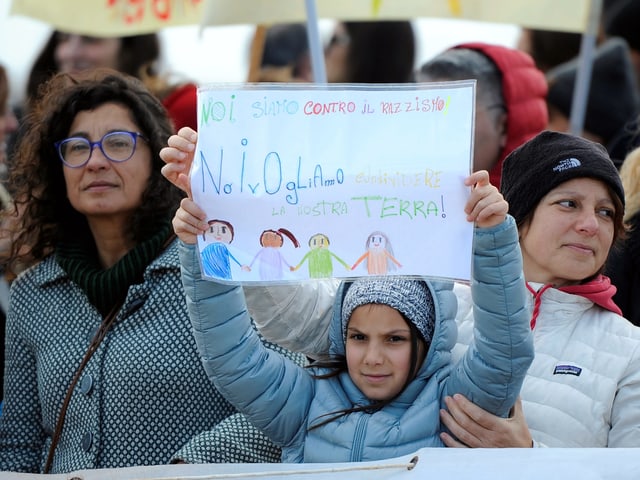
[4, 447, 640, 479]
[10, 0, 593, 37]
[202, 0, 592, 33]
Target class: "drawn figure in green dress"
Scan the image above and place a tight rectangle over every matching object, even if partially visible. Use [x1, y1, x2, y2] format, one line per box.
[293, 233, 350, 278]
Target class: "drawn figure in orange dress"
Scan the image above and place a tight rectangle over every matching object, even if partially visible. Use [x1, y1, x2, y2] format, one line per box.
[351, 231, 402, 275]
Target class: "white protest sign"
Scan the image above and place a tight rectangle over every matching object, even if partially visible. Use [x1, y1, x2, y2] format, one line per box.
[192, 82, 474, 283]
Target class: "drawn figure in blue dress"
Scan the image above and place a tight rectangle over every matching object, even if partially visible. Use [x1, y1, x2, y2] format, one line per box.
[293, 233, 350, 278]
[200, 219, 241, 279]
[351, 230, 402, 275]
[243, 228, 300, 280]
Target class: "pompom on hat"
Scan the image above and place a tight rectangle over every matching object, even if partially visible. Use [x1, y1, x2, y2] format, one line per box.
[500, 130, 625, 225]
[341, 276, 435, 344]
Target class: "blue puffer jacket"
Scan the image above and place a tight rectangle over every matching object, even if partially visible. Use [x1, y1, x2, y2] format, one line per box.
[180, 215, 533, 463]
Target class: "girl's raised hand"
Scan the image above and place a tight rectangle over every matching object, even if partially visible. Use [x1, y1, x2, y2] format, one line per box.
[173, 197, 209, 245]
[160, 126, 198, 197]
[464, 170, 508, 228]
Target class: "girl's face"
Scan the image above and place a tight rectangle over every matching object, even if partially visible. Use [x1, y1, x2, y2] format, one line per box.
[55, 34, 122, 74]
[346, 304, 423, 401]
[519, 177, 616, 287]
[62, 102, 152, 224]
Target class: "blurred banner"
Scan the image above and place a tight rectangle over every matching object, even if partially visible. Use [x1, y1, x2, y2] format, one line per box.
[10, 0, 592, 36]
[203, 0, 591, 33]
[9, 0, 205, 36]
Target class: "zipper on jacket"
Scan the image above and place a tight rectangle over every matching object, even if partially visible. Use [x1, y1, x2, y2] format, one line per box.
[350, 414, 369, 461]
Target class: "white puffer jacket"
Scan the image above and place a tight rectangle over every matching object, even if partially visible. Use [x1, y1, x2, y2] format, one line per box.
[453, 282, 640, 447]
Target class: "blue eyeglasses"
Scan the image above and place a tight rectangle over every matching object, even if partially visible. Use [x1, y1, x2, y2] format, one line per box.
[54, 131, 147, 168]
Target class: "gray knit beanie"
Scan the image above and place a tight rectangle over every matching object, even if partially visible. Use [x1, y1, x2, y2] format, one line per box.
[341, 276, 435, 343]
[500, 130, 624, 225]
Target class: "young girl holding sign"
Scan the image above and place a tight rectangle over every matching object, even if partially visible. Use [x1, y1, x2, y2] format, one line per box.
[165, 128, 534, 461]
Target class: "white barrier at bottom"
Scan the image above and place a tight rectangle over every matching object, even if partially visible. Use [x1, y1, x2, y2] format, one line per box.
[2, 448, 640, 480]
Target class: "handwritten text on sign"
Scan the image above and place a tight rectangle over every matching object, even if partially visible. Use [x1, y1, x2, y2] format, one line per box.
[10, 0, 203, 36]
[192, 82, 475, 284]
[106, 0, 203, 25]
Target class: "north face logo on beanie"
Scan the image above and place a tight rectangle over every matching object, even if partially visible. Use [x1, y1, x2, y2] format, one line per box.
[553, 158, 582, 173]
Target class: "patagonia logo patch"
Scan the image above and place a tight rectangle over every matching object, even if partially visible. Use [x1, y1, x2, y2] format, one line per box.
[553, 158, 582, 173]
[553, 364, 582, 376]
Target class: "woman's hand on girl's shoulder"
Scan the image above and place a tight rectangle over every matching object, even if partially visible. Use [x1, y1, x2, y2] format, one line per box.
[440, 394, 533, 448]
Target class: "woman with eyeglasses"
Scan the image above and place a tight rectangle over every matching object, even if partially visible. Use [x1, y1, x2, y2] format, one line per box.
[0, 69, 304, 473]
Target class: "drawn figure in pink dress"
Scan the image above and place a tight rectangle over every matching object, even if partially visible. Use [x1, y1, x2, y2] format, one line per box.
[244, 228, 300, 280]
[351, 230, 402, 275]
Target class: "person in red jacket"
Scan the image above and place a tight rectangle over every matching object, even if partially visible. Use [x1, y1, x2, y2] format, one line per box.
[416, 42, 548, 188]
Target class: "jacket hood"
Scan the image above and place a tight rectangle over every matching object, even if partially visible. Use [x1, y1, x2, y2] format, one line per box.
[453, 42, 548, 188]
[328, 277, 458, 382]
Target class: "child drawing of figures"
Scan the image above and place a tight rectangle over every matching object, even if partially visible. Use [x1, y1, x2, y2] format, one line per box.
[351, 231, 402, 275]
[201, 219, 242, 280]
[293, 233, 350, 279]
[244, 228, 300, 281]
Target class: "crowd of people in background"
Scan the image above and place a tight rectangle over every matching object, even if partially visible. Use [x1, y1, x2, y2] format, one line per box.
[2, 0, 640, 474]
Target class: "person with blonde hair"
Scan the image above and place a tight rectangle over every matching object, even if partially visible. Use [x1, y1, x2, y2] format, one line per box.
[606, 145, 640, 325]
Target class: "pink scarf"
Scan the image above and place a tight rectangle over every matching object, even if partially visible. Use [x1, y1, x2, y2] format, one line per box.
[526, 275, 621, 329]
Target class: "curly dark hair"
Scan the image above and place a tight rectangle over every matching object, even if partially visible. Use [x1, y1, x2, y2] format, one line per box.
[5, 68, 184, 264]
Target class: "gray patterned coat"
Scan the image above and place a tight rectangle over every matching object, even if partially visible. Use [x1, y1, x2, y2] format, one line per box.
[0, 240, 299, 473]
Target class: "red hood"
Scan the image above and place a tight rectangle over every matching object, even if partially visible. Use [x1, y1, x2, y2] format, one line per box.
[162, 83, 198, 132]
[453, 42, 548, 188]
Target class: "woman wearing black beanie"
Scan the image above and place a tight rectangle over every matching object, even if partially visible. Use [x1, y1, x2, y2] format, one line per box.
[442, 130, 640, 448]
